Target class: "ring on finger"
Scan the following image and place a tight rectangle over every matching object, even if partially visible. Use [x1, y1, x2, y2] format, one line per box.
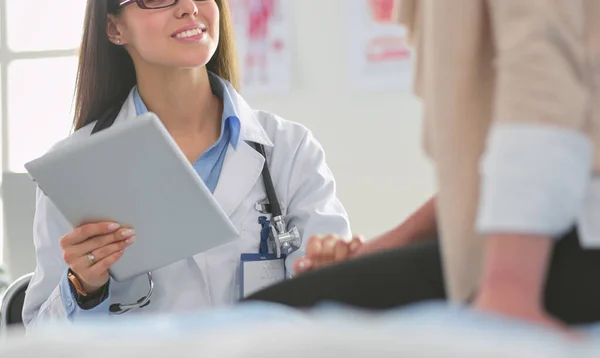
[87, 252, 95, 266]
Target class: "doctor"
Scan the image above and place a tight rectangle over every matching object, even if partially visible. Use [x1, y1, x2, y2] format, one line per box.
[22, 0, 350, 330]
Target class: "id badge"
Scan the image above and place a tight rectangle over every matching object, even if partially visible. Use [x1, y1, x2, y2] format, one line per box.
[240, 253, 286, 299]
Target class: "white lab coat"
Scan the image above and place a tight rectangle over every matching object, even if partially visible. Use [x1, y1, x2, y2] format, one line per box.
[22, 84, 351, 330]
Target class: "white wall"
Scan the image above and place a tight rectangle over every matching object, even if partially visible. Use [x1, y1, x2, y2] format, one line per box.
[243, 0, 435, 238]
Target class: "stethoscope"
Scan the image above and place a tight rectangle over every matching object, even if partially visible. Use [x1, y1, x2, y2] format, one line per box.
[91, 108, 302, 314]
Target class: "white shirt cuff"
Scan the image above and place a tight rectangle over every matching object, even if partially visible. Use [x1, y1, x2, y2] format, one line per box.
[476, 124, 593, 238]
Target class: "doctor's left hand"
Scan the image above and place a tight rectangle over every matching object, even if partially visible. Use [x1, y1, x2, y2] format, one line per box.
[293, 234, 363, 274]
[60, 222, 135, 293]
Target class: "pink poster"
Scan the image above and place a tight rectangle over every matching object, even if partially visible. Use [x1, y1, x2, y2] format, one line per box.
[348, 0, 413, 90]
[230, 0, 292, 94]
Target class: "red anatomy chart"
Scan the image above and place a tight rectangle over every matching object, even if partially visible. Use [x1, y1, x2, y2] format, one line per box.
[231, 0, 291, 93]
[369, 0, 396, 23]
[367, 0, 410, 62]
[245, 0, 274, 39]
[349, 0, 413, 90]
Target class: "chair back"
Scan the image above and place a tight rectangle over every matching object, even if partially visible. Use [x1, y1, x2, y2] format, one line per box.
[2, 172, 37, 279]
[1, 273, 34, 330]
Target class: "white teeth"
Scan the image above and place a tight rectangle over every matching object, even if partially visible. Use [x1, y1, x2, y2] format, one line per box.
[175, 28, 202, 38]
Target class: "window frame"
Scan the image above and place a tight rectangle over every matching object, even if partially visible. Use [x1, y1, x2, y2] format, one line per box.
[0, 0, 79, 171]
[0, 0, 81, 264]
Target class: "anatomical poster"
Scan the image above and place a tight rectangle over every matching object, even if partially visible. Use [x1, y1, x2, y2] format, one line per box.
[230, 0, 292, 94]
[348, 0, 413, 91]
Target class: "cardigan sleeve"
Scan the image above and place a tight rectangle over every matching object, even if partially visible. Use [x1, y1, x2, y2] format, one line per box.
[476, 0, 593, 237]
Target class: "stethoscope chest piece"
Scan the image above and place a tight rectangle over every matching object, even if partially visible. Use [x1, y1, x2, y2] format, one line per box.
[269, 215, 301, 258]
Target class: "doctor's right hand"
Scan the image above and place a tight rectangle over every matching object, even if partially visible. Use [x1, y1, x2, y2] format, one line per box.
[60, 222, 135, 293]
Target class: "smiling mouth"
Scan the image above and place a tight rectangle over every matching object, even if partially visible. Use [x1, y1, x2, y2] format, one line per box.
[173, 27, 206, 39]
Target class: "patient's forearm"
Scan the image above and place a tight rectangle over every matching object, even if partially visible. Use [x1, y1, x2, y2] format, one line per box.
[392, 195, 438, 244]
[478, 234, 553, 307]
[362, 196, 438, 252]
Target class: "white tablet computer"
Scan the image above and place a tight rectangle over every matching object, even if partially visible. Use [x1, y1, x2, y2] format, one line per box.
[25, 113, 239, 282]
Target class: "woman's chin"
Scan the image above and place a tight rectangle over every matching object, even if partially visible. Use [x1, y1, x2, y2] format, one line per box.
[157, 59, 212, 71]
[172, 55, 215, 70]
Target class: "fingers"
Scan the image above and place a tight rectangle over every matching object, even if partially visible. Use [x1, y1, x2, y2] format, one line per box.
[60, 222, 121, 248]
[348, 235, 364, 256]
[332, 239, 350, 262]
[305, 235, 323, 258]
[306, 234, 337, 262]
[76, 228, 135, 257]
[295, 234, 365, 275]
[62, 224, 134, 285]
[309, 235, 350, 263]
[298, 234, 363, 272]
[88, 251, 124, 277]
[62, 228, 134, 267]
[70, 239, 127, 273]
[72, 250, 124, 289]
[320, 235, 338, 257]
[85, 236, 135, 267]
[70, 243, 127, 283]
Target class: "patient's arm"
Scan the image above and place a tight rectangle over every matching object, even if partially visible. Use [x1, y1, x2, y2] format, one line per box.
[473, 234, 566, 330]
[470, 0, 590, 330]
[354, 195, 438, 256]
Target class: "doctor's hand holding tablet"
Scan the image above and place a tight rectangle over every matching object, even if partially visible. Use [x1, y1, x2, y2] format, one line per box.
[21, 0, 351, 330]
[60, 222, 135, 294]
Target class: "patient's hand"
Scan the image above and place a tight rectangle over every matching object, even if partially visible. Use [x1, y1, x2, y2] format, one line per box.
[293, 227, 423, 274]
[293, 234, 363, 274]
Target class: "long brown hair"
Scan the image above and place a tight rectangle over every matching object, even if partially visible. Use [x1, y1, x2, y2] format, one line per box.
[73, 0, 240, 131]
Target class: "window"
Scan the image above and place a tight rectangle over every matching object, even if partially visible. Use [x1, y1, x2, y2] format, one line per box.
[6, 0, 87, 52]
[0, 0, 87, 265]
[7, 57, 78, 172]
[4, 0, 86, 172]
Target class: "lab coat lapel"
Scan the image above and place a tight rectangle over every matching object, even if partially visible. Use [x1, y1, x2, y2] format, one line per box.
[212, 140, 265, 217]
[210, 77, 274, 217]
[190, 78, 275, 293]
[114, 90, 138, 124]
[191, 141, 264, 303]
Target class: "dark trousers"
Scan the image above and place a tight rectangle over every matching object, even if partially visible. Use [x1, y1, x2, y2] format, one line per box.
[245, 229, 600, 325]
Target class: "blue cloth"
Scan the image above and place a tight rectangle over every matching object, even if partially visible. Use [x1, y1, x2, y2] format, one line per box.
[59, 271, 111, 319]
[33, 301, 600, 354]
[60, 73, 242, 320]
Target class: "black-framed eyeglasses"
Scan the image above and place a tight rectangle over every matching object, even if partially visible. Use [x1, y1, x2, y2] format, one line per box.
[119, 0, 207, 10]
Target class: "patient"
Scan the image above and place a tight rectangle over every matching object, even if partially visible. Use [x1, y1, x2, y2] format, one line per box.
[246, 0, 600, 330]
